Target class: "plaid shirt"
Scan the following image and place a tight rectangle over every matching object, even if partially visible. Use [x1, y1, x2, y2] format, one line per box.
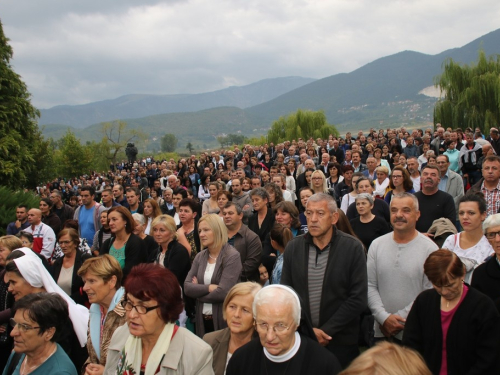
[481, 180, 500, 216]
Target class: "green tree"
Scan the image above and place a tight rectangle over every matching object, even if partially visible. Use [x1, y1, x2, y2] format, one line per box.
[101, 120, 146, 165]
[434, 50, 500, 132]
[56, 130, 93, 178]
[161, 133, 178, 152]
[186, 142, 194, 154]
[267, 109, 338, 144]
[0, 21, 44, 188]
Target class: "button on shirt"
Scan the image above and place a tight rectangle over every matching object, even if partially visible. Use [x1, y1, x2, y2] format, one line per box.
[481, 180, 500, 216]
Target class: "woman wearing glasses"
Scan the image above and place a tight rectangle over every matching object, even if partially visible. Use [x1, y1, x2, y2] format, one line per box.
[104, 263, 214, 375]
[5, 293, 78, 375]
[384, 166, 415, 204]
[442, 194, 493, 283]
[77, 255, 126, 375]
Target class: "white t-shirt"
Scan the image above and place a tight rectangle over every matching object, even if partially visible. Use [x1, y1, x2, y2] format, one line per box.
[202, 262, 216, 315]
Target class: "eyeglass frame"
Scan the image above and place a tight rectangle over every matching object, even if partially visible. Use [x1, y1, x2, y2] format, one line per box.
[10, 318, 40, 332]
[121, 299, 160, 315]
[255, 321, 294, 334]
[485, 231, 500, 240]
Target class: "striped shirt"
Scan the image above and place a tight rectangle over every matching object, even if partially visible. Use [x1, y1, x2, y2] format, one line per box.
[308, 244, 330, 327]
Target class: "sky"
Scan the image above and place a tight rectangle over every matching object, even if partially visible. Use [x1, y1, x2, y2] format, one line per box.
[1, 0, 499, 109]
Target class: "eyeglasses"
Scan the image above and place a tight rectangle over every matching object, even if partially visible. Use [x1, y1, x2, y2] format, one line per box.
[485, 231, 500, 240]
[121, 300, 159, 314]
[311, 177, 323, 180]
[392, 175, 403, 179]
[255, 322, 293, 334]
[10, 318, 40, 332]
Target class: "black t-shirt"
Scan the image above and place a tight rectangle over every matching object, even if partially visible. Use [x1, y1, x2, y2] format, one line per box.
[414, 190, 456, 232]
[350, 216, 392, 250]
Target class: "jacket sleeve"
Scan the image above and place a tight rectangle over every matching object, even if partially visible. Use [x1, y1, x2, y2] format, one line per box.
[123, 236, 146, 278]
[320, 242, 368, 336]
[198, 251, 242, 304]
[166, 245, 191, 286]
[240, 231, 262, 281]
[184, 253, 210, 298]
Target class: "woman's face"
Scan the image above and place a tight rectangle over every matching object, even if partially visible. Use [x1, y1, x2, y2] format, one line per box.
[275, 209, 292, 227]
[152, 224, 174, 246]
[126, 294, 164, 341]
[11, 309, 50, 355]
[432, 277, 463, 302]
[428, 157, 437, 166]
[329, 166, 338, 177]
[259, 266, 269, 283]
[266, 189, 276, 203]
[0, 246, 12, 267]
[58, 234, 77, 257]
[226, 294, 255, 335]
[356, 180, 373, 194]
[100, 212, 109, 228]
[356, 199, 373, 216]
[143, 202, 153, 218]
[392, 171, 404, 188]
[399, 155, 407, 165]
[198, 220, 215, 249]
[311, 173, 323, 188]
[280, 167, 287, 175]
[6, 272, 37, 301]
[217, 194, 229, 209]
[376, 171, 387, 182]
[39, 201, 50, 215]
[209, 185, 218, 198]
[242, 180, 251, 191]
[344, 170, 353, 183]
[108, 211, 127, 234]
[458, 201, 486, 232]
[351, 177, 360, 191]
[382, 146, 389, 153]
[133, 220, 144, 235]
[300, 190, 313, 209]
[151, 190, 158, 199]
[287, 161, 294, 170]
[251, 196, 267, 212]
[82, 271, 117, 305]
[304, 171, 312, 185]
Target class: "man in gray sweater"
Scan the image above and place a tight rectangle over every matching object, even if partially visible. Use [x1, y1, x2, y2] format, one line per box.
[367, 192, 438, 342]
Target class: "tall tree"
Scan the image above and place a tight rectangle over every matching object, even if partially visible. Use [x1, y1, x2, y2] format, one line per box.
[161, 133, 178, 152]
[0, 20, 43, 188]
[434, 50, 500, 132]
[56, 130, 93, 178]
[267, 109, 338, 144]
[101, 120, 145, 164]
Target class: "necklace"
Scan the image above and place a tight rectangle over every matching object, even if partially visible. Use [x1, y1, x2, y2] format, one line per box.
[21, 345, 57, 375]
[208, 253, 218, 260]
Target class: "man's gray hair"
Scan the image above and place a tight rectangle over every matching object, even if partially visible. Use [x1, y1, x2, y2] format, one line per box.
[306, 193, 337, 213]
[253, 285, 301, 325]
[163, 187, 173, 194]
[391, 192, 419, 211]
[483, 213, 500, 233]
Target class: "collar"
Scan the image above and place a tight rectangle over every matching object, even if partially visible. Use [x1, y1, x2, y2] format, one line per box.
[304, 226, 336, 250]
[263, 332, 301, 363]
[481, 179, 500, 192]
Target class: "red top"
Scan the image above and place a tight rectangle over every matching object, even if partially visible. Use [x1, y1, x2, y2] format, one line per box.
[440, 285, 468, 375]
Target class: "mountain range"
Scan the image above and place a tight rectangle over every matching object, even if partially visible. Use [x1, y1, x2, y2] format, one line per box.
[39, 28, 500, 151]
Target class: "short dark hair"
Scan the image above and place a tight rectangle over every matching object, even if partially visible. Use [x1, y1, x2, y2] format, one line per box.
[17, 205, 29, 210]
[81, 186, 95, 196]
[178, 198, 200, 214]
[13, 293, 70, 342]
[458, 193, 487, 214]
[125, 264, 183, 323]
[172, 188, 187, 199]
[223, 202, 242, 215]
[126, 187, 140, 196]
[424, 249, 465, 286]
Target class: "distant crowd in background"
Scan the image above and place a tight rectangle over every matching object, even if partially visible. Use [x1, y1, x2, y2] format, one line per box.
[2, 124, 500, 375]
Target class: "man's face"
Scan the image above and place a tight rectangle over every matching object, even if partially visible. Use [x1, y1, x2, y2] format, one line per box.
[16, 208, 28, 221]
[168, 178, 178, 189]
[80, 190, 94, 207]
[49, 193, 61, 206]
[269, 169, 277, 178]
[27, 209, 41, 225]
[390, 196, 420, 233]
[345, 151, 352, 161]
[436, 156, 450, 175]
[237, 169, 245, 179]
[406, 137, 413, 146]
[231, 179, 242, 195]
[322, 154, 330, 164]
[112, 186, 122, 199]
[351, 153, 360, 164]
[172, 194, 182, 208]
[101, 191, 113, 205]
[482, 160, 500, 183]
[163, 191, 172, 203]
[366, 158, 376, 171]
[305, 199, 338, 239]
[130, 180, 138, 188]
[154, 180, 161, 190]
[251, 178, 261, 189]
[421, 168, 440, 190]
[407, 159, 419, 174]
[179, 205, 196, 224]
[223, 205, 242, 229]
[304, 160, 315, 170]
[126, 191, 139, 206]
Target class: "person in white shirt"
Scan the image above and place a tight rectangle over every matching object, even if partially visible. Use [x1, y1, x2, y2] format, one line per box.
[23, 208, 56, 260]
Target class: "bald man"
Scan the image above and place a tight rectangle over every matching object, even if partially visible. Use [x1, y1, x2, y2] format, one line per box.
[23, 208, 56, 260]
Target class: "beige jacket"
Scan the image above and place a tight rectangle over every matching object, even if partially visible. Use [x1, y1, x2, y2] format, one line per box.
[103, 324, 214, 375]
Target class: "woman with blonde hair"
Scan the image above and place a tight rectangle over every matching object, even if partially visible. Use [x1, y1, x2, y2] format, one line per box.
[374, 165, 390, 199]
[202, 181, 221, 215]
[340, 341, 431, 375]
[142, 198, 162, 235]
[184, 214, 242, 337]
[310, 169, 329, 195]
[203, 282, 262, 375]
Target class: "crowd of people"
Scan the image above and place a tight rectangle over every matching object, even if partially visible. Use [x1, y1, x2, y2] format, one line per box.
[1, 124, 500, 374]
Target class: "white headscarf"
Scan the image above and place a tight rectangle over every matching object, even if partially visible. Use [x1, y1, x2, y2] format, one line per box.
[12, 248, 89, 347]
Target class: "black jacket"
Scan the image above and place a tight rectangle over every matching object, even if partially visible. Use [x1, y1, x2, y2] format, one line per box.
[151, 240, 191, 286]
[51, 250, 92, 306]
[403, 287, 500, 375]
[100, 233, 147, 279]
[280, 228, 367, 346]
[247, 209, 275, 243]
[471, 256, 500, 312]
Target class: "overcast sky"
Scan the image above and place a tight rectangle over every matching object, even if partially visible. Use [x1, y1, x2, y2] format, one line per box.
[1, 0, 499, 109]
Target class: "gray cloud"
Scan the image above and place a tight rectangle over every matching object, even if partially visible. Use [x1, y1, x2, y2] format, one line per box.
[1, 0, 499, 108]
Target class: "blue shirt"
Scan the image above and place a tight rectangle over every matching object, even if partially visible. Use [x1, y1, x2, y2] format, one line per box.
[79, 205, 96, 247]
[438, 171, 449, 192]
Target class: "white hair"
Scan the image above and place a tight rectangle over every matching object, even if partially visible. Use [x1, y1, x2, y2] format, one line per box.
[253, 285, 301, 325]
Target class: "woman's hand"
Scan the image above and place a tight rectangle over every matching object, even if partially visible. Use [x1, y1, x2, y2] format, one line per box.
[208, 284, 218, 292]
[192, 276, 198, 284]
[85, 364, 105, 375]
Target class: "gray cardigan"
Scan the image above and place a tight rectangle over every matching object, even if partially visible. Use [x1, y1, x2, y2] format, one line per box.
[184, 243, 242, 337]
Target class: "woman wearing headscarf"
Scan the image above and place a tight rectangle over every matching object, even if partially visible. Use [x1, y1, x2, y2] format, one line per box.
[4, 248, 89, 371]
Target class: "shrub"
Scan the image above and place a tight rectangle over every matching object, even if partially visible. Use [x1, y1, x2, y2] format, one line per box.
[0, 186, 40, 236]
